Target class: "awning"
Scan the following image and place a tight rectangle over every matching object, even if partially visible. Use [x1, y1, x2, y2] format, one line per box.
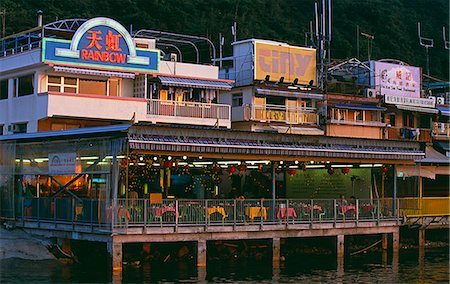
[396, 165, 450, 179]
[256, 88, 324, 100]
[434, 140, 450, 154]
[53, 66, 135, 79]
[334, 104, 386, 111]
[416, 146, 450, 164]
[396, 104, 439, 114]
[437, 106, 450, 117]
[158, 76, 232, 90]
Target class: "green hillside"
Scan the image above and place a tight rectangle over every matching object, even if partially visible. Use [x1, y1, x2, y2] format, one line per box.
[1, 0, 448, 79]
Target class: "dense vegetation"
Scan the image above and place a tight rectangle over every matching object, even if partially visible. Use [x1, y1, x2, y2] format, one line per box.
[2, 0, 449, 79]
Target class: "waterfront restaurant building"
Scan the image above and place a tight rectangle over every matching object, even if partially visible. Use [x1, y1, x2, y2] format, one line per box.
[0, 16, 448, 273]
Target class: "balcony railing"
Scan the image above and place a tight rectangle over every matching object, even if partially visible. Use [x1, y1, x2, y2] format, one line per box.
[387, 127, 432, 142]
[18, 197, 398, 231]
[245, 104, 319, 125]
[432, 122, 450, 137]
[147, 99, 230, 120]
[329, 119, 386, 127]
[398, 197, 450, 217]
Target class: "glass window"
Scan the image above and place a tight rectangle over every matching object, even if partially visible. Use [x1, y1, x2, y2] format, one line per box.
[232, 93, 243, 107]
[48, 76, 61, 84]
[18, 75, 34, 97]
[48, 85, 61, 92]
[389, 114, 396, 126]
[0, 80, 7, 100]
[64, 77, 77, 85]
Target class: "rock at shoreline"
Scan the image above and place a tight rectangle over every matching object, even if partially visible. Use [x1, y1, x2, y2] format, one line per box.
[0, 227, 56, 260]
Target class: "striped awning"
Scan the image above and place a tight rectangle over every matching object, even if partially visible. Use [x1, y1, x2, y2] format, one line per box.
[129, 135, 424, 161]
[158, 76, 233, 90]
[396, 105, 439, 114]
[53, 66, 135, 79]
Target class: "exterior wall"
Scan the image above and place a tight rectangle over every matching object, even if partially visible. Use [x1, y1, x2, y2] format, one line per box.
[121, 78, 135, 97]
[159, 61, 219, 79]
[0, 49, 42, 76]
[230, 41, 255, 86]
[38, 118, 113, 131]
[327, 124, 382, 139]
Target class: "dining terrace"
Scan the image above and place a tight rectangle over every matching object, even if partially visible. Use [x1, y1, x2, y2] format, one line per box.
[17, 197, 397, 233]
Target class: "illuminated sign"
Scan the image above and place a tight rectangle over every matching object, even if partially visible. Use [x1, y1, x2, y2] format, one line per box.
[372, 61, 421, 98]
[254, 41, 316, 85]
[48, 153, 76, 174]
[42, 17, 159, 73]
[385, 94, 435, 108]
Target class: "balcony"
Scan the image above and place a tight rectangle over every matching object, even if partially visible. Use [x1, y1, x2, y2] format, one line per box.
[147, 99, 231, 128]
[243, 104, 319, 125]
[432, 122, 450, 138]
[37, 92, 148, 121]
[329, 119, 386, 127]
[387, 127, 432, 142]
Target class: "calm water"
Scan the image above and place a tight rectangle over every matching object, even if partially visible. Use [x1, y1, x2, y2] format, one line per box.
[1, 246, 448, 283]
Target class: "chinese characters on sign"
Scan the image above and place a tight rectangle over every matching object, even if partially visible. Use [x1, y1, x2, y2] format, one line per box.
[81, 29, 126, 63]
[384, 94, 435, 108]
[373, 61, 421, 98]
[48, 153, 77, 174]
[43, 17, 159, 73]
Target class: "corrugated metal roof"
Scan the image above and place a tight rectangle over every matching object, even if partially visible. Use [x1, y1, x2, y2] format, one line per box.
[158, 76, 232, 90]
[0, 124, 130, 142]
[416, 146, 450, 164]
[128, 135, 424, 161]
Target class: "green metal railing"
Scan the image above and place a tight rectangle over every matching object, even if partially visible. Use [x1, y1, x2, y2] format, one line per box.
[17, 197, 401, 231]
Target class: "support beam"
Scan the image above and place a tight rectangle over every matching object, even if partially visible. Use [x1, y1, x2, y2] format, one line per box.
[197, 239, 207, 267]
[382, 233, 388, 251]
[418, 228, 426, 249]
[272, 237, 281, 268]
[337, 235, 345, 259]
[107, 239, 123, 272]
[392, 229, 400, 253]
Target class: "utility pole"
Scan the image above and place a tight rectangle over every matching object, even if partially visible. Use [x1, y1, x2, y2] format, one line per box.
[0, 9, 6, 38]
[360, 32, 374, 61]
[356, 25, 359, 59]
[218, 33, 224, 68]
[418, 22, 434, 89]
[443, 26, 449, 50]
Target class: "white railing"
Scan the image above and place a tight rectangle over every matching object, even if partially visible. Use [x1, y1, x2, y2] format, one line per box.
[329, 119, 386, 127]
[432, 122, 450, 137]
[247, 104, 319, 125]
[147, 99, 230, 120]
[1, 41, 42, 58]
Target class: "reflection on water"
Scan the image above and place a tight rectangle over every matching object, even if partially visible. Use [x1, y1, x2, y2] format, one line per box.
[1, 247, 448, 283]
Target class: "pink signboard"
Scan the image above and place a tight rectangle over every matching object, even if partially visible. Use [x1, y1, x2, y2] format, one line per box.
[373, 61, 421, 98]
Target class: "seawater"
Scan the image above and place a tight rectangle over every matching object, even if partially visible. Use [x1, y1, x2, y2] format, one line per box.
[1, 247, 448, 283]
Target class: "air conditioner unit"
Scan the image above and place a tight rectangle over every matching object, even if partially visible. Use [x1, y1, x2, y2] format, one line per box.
[170, 53, 178, 62]
[436, 97, 445, 105]
[365, 88, 377, 98]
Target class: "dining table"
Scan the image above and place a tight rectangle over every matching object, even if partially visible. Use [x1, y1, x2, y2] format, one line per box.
[245, 206, 267, 221]
[277, 207, 297, 219]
